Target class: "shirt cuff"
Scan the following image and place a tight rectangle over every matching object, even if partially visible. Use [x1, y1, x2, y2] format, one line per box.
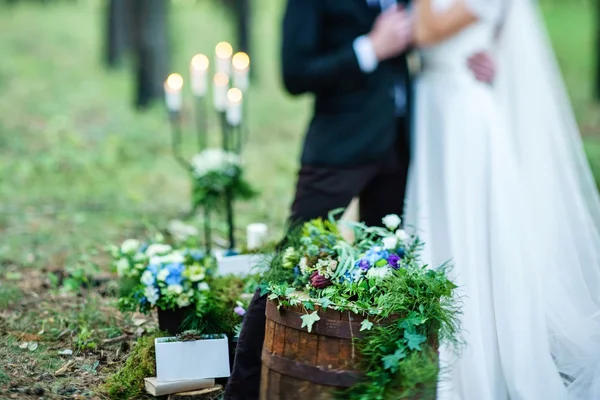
[353, 35, 378, 73]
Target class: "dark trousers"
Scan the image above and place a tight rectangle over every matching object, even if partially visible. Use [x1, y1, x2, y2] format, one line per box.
[224, 123, 410, 400]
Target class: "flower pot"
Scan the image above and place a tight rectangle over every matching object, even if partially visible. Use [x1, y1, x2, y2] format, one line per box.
[155, 334, 231, 382]
[156, 306, 193, 335]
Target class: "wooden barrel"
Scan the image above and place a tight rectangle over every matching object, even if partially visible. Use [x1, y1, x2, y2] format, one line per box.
[260, 299, 372, 400]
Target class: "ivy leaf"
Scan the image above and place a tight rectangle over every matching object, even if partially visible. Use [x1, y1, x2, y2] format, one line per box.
[360, 319, 374, 332]
[319, 297, 332, 309]
[302, 301, 315, 311]
[267, 293, 279, 301]
[300, 311, 321, 333]
[404, 331, 426, 351]
[382, 347, 407, 373]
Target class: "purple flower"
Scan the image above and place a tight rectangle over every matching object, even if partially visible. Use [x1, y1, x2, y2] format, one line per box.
[310, 271, 332, 289]
[387, 254, 401, 270]
[356, 259, 371, 271]
[234, 306, 246, 317]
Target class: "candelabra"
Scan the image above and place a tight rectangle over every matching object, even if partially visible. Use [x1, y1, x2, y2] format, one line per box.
[163, 42, 250, 255]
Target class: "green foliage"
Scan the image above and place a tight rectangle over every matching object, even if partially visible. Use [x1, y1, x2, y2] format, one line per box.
[103, 334, 162, 399]
[192, 166, 257, 211]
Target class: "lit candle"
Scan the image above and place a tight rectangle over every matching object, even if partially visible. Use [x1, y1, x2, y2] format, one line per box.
[247, 223, 268, 250]
[190, 54, 209, 97]
[164, 73, 184, 112]
[232, 52, 250, 92]
[213, 72, 229, 112]
[226, 88, 243, 126]
[215, 42, 233, 77]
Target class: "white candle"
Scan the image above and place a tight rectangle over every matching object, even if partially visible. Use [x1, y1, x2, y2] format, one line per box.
[215, 42, 233, 77]
[190, 54, 209, 97]
[226, 88, 243, 126]
[164, 73, 183, 112]
[247, 223, 268, 250]
[232, 52, 250, 92]
[213, 72, 229, 112]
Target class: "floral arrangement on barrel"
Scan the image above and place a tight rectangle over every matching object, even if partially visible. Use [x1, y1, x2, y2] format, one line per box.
[191, 148, 256, 210]
[262, 212, 460, 399]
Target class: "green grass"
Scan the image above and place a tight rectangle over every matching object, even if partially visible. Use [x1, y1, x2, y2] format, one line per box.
[0, 0, 598, 397]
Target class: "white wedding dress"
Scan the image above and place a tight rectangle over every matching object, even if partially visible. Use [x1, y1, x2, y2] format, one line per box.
[405, 0, 600, 399]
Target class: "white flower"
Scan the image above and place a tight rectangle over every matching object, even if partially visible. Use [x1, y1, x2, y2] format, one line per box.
[144, 286, 160, 305]
[198, 282, 210, 291]
[382, 236, 398, 250]
[299, 257, 308, 274]
[120, 239, 140, 255]
[115, 258, 130, 277]
[366, 266, 392, 281]
[145, 244, 172, 258]
[188, 265, 206, 282]
[191, 148, 241, 178]
[395, 229, 410, 243]
[159, 251, 185, 264]
[141, 270, 155, 286]
[133, 252, 147, 263]
[176, 290, 194, 308]
[157, 268, 170, 282]
[167, 284, 184, 296]
[382, 214, 402, 231]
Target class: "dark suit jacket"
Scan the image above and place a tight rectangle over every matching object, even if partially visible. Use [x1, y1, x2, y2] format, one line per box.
[282, 0, 412, 167]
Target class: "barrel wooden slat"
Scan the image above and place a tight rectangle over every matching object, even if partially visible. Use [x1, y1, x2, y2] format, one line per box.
[261, 299, 437, 399]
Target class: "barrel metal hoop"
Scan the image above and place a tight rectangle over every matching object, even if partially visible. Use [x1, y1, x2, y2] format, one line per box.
[265, 301, 362, 339]
[261, 349, 361, 388]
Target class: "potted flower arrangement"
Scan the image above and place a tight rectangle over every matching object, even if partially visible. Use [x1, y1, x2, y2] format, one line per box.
[110, 238, 216, 334]
[261, 213, 460, 399]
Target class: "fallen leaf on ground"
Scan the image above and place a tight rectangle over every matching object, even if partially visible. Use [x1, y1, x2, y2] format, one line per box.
[28, 342, 38, 351]
[58, 349, 73, 356]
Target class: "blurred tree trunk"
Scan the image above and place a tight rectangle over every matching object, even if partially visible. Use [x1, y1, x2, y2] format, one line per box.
[104, 0, 132, 68]
[132, 0, 170, 110]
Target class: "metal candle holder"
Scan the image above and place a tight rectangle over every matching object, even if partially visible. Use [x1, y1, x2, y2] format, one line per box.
[164, 47, 248, 255]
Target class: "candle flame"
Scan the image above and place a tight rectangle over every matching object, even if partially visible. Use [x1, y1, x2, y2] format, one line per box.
[165, 73, 184, 90]
[215, 42, 233, 59]
[191, 54, 209, 70]
[214, 72, 229, 87]
[227, 88, 243, 103]
[232, 52, 250, 70]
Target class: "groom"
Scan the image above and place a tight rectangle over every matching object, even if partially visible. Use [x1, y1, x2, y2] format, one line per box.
[225, 1, 495, 399]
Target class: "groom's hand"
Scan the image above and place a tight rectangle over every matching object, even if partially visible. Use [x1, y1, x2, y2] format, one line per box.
[369, 6, 413, 62]
[467, 52, 496, 84]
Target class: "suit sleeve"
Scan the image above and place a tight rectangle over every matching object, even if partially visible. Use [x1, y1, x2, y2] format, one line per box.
[281, 0, 370, 95]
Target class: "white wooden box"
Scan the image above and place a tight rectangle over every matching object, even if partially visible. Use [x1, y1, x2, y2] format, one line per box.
[155, 334, 230, 382]
[215, 252, 267, 276]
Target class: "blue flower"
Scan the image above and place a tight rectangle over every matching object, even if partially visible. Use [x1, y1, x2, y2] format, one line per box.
[396, 248, 406, 258]
[147, 263, 160, 276]
[355, 259, 371, 271]
[164, 263, 185, 285]
[365, 247, 389, 265]
[139, 242, 149, 253]
[293, 266, 301, 277]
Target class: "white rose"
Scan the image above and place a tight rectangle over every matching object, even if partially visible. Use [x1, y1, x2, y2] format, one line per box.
[395, 229, 410, 242]
[115, 258, 130, 277]
[197, 282, 210, 291]
[157, 268, 170, 282]
[382, 214, 402, 231]
[133, 252, 147, 263]
[176, 292, 192, 308]
[120, 239, 140, 255]
[167, 284, 184, 295]
[145, 244, 172, 258]
[382, 236, 398, 250]
[141, 270, 155, 286]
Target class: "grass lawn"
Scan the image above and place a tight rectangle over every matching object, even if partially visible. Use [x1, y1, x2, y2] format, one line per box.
[0, 0, 598, 397]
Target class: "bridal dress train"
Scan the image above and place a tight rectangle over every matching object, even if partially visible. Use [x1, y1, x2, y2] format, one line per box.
[405, 0, 600, 398]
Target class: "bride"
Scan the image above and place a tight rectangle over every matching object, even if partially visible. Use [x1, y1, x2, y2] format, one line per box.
[405, 0, 600, 398]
